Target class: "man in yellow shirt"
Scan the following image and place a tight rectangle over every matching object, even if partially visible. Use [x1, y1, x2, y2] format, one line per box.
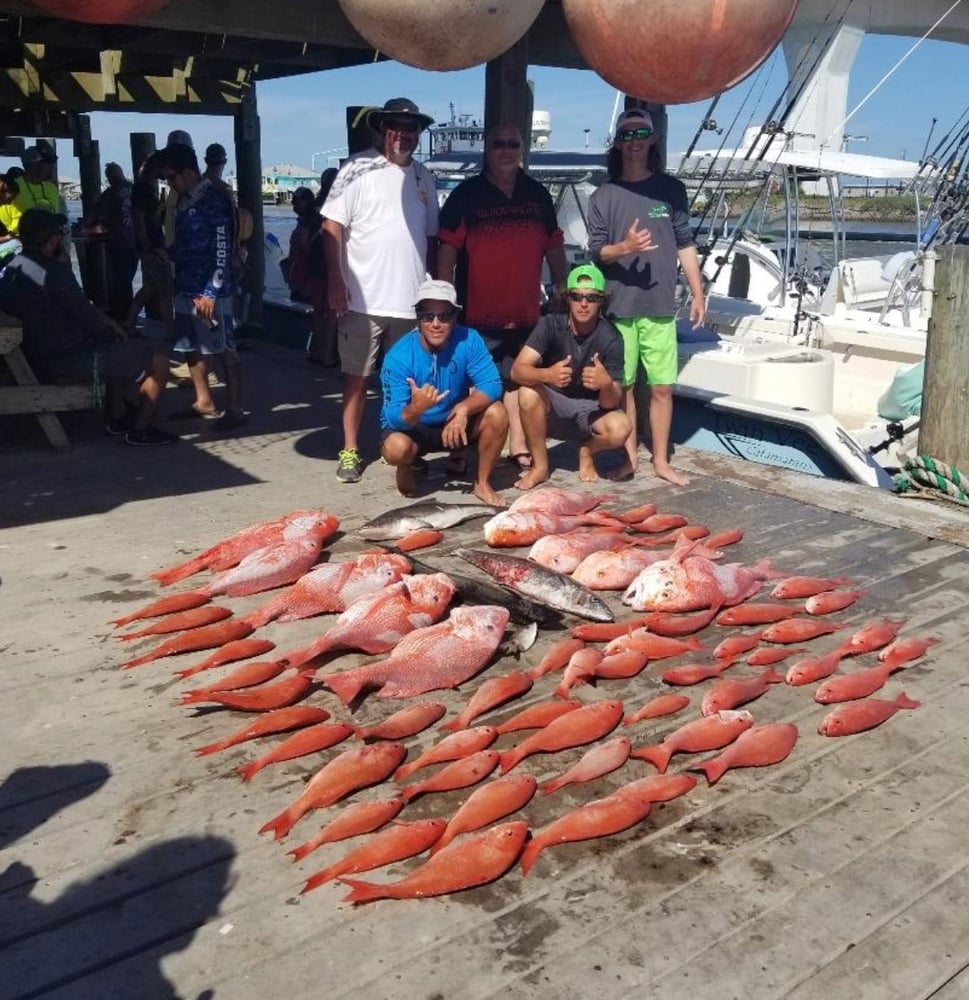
[11, 146, 60, 226]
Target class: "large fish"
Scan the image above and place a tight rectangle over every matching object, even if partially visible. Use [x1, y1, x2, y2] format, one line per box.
[277, 573, 457, 672]
[483, 509, 621, 547]
[622, 541, 771, 612]
[509, 486, 615, 515]
[339, 821, 528, 903]
[457, 548, 614, 622]
[150, 509, 337, 586]
[318, 606, 510, 704]
[358, 499, 502, 540]
[528, 527, 628, 574]
[242, 552, 411, 628]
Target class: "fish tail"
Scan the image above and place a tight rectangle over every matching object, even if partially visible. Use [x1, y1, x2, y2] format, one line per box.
[439, 718, 464, 733]
[629, 744, 671, 773]
[236, 761, 263, 782]
[179, 691, 209, 705]
[519, 838, 543, 876]
[121, 650, 162, 669]
[194, 739, 230, 756]
[896, 692, 921, 710]
[498, 748, 525, 775]
[394, 762, 418, 781]
[258, 808, 296, 841]
[337, 876, 386, 904]
[690, 759, 726, 785]
[540, 777, 564, 796]
[287, 841, 315, 863]
[319, 669, 370, 706]
[302, 867, 341, 895]
[150, 559, 209, 586]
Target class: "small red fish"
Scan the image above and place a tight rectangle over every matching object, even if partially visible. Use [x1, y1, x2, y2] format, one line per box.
[175, 638, 277, 679]
[805, 589, 865, 615]
[703, 528, 744, 549]
[716, 602, 804, 626]
[236, 722, 355, 781]
[509, 487, 615, 515]
[117, 605, 232, 640]
[552, 647, 604, 699]
[530, 638, 586, 679]
[193, 706, 330, 756]
[339, 821, 528, 903]
[569, 618, 649, 642]
[701, 668, 784, 715]
[122, 619, 255, 668]
[541, 737, 631, 795]
[182, 671, 313, 712]
[494, 700, 583, 735]
[614, 502, 657, 524]
[760, 619, 845, 644]
[628, 513, 690, 534]
[287, 797, 406, 862]
[441, 671, 534, 732]
[260, 741, 407, 840]
[818, 692, 921, 736]
[837, 618, 906, 658]
[622, 694, 691, 726]
[430, 774, 537, 855]
[180, 659, 285, 700]
[592, 650, 651, 682]
[613, 772, 698, 804]
[641, 608, 719, 637]
[394, 726, 498, 781]
[771, 576, 853, 600]
[394, 528, 444, 552]
[112, 590, 212, 627]
[399, 749, 500, 804]
[630, 709, 754, 772]
[747, 646, 806, 667]
[661, 661, 732, 686]
[353, 702, 446, 741]
[814, 662, 901, 704]
[499, 700, 624, 774]
[713, 631, 764, 663]
[784, 649, 845, 686]
[878, 636, 940, 670]
[604, 629, 704, 659]
[688, 722, 798, 784]
[303, 818, 446, 894]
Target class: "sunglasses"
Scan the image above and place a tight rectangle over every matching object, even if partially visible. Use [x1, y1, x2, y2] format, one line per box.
[568, 291, 605, 304]
[617, 127, 654, 142]
[491, 139, 522, 150]
[418, 309, 457, 324]
[385, 119, 420, 133]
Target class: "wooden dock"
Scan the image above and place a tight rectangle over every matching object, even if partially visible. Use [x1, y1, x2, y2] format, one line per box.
[2, 340, 967, 1000]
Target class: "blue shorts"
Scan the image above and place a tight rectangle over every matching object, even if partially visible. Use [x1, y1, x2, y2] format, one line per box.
[173, 294, 237, 355]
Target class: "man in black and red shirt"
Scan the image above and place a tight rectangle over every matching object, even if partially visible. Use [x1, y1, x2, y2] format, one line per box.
[437, 124, 568, 472]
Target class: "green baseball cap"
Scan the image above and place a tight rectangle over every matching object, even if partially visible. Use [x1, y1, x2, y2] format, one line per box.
[567, 262, 606, 292]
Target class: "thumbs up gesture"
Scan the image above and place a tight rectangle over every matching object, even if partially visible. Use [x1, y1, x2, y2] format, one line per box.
[581, 352, 610, 391]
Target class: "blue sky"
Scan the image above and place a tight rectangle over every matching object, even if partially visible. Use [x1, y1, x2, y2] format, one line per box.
[11, 33, 968, 181]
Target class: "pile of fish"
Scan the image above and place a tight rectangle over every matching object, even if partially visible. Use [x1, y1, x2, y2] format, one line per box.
[109, 490, 940, 905]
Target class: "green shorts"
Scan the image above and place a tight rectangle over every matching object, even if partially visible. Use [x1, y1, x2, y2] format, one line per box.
[612, 315, 678, 387]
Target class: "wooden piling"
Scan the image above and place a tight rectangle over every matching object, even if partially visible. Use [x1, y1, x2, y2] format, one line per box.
[484, 36, 531, 170]
[919, 244, 969, 473]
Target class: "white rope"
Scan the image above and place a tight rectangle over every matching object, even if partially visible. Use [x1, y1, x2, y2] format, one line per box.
[822, 0, 965, 146]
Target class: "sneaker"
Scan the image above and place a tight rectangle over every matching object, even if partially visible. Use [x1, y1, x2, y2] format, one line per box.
[125, 426, 179, 446]
[105, 416, 132, 436]
[336, 448, 363, 483]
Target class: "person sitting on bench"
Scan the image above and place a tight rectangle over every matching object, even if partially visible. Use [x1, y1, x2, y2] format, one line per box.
[0, 208, 177, 445]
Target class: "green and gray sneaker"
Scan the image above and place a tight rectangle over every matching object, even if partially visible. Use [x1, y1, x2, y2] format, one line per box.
[336, 448, 363, 483]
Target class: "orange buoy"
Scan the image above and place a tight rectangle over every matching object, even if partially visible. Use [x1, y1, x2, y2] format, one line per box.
[562, 0, 798, 105]
[31, 0, 170, 23]
[337, 0, 544, 71]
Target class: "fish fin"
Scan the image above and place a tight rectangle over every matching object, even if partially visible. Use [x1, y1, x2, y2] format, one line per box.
[688, 758, 726, 785]
[498, 748, 525, 775]
[258, 809, 295, 841]
[519, 838, 542, 876]
[628, 744, 671, 773]
[121, 651, 161, 669]
[337, 876, 385, 904]
[319, 669, 371, 706]
[236, 761, 261, 782]
[896, 692, 921, 710]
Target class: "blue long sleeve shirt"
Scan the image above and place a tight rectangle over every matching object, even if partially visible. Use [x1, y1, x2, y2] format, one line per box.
[171, 179, 234, 299]
[380, 325, 503, 431]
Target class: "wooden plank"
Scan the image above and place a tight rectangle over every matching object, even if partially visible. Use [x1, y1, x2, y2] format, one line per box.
[0, 384, 92, 414]
[1, 344, 74, 450]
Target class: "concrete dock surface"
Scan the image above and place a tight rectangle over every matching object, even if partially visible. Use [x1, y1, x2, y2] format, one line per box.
[2, 339, 968, 1000]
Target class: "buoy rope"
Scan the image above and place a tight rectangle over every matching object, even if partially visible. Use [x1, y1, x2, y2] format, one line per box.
[894, 454, 969, 506]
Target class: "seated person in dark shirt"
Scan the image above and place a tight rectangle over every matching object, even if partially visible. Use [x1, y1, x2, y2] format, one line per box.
[510, 263, 631, 489]
[379, 278, 509, 506]
[0, 208, 177, 446]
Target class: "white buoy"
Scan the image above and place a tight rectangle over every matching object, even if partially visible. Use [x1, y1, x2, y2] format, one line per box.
[562, 0, 798, 104]
[337, 0, 544, 71]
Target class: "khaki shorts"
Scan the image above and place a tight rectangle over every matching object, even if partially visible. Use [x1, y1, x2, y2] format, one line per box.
[613, 315, 678, 386]
[339, 310, 415, 377]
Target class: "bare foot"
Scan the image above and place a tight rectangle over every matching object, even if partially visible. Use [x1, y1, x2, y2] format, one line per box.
[473, 482, 506, 507]
[514, 467, 550, 491]
[606, 460, 637, 482]
[396, 464, 417, 497]
[578, 461, 599, 483]
[653, 461, 691, 486]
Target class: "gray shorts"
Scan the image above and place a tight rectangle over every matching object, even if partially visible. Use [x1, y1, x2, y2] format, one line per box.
[339, 310, 414, 377]
[545, 388, 613, 442]
[173, 293, 237, 355]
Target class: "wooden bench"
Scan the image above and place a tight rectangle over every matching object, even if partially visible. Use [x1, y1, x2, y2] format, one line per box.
[0, 322, 97, 451]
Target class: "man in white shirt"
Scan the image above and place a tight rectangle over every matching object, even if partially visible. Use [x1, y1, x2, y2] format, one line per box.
[323, 97, 439, 484]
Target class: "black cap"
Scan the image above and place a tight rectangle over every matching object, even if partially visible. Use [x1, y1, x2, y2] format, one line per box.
[365, 97, 434, 133]
[19, 208, 68, 247]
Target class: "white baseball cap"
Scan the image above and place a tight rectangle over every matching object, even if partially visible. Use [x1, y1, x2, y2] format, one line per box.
[614, 108, 654, 133]
[414, 277, 461, 308]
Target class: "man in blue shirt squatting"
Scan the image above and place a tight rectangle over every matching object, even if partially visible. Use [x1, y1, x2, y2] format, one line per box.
[379, 278, 509, 506]
[158, 143, 245, 428]
[510, 263, 631, 488]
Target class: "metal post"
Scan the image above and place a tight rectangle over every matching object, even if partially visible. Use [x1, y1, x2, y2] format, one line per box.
[234, 88, 265, 330]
